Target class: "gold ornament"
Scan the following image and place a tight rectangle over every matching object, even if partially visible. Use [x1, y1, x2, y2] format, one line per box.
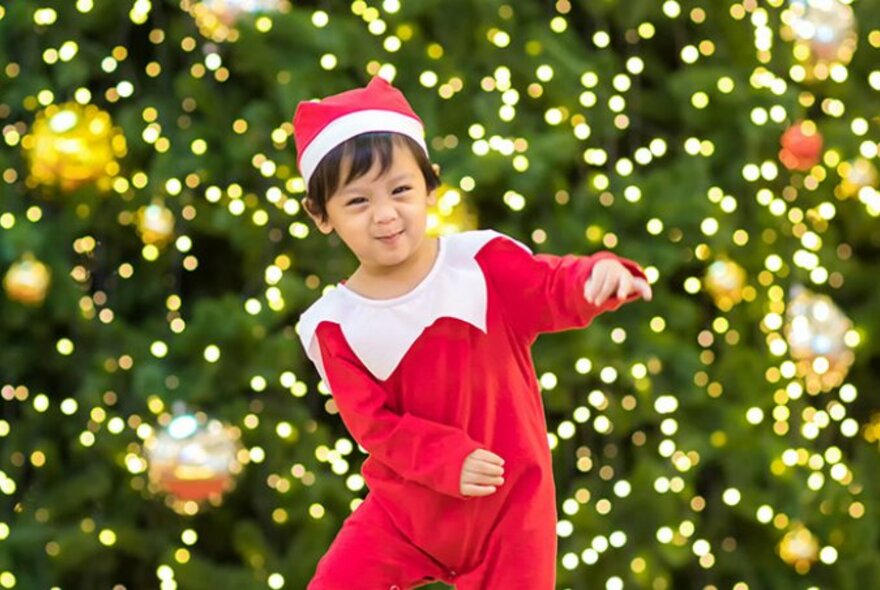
[703, 259, 746, 310]
[836, 158, 877, 200]
[23, 103, 126, 192]
[182, 0, 287, 42]
[782, 0, 857, 81]
[778, 523, 819, 574]
[863, 413, 880, 444]
[784, 285, 855, 394]
[136, 202, 176, 246]
[3, 255, 51, 306]
[426, 184, 478, 237]
[144, 412, 243, 512]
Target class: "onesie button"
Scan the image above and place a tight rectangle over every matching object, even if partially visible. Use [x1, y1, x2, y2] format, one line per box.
[449, 570, 457, 577]
[390, 586, 401, 590]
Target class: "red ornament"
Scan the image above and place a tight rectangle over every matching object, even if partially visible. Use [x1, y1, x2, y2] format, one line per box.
[779, 121, 823, 171]
[157, 473, 231, 502]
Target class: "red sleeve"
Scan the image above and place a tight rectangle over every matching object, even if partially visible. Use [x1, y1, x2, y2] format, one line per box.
[314, 324, 483, 499]
[477, 235, 647, 340]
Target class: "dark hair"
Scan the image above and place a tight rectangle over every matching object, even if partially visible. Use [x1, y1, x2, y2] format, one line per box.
[304, 132, 441, 222]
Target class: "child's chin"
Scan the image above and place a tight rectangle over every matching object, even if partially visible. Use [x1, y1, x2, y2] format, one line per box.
[377, 250, 410, 266]
[374, 246, 414, 266]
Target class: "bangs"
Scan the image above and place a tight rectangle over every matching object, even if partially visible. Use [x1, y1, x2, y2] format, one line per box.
[339, 133, 401, 188]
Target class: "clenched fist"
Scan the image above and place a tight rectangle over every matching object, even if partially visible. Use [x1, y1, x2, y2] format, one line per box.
[460, 449, 506, 497]
[584, 258, 652, 306]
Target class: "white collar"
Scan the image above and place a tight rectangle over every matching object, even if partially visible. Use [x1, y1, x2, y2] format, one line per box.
[297, 229, 521, 381]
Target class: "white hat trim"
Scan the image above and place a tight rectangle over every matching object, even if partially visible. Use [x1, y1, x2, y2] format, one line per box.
[299, 109, 427, 185]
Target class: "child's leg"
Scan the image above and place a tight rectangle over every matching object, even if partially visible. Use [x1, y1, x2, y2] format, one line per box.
[308, 495, 450, 590]
[451, 518, 557, 590]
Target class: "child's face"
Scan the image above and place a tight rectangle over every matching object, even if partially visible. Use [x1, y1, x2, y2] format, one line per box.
[310, 141, 437, 272]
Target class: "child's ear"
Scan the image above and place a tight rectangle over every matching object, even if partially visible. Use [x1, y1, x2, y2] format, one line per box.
[427, 164, 441, 206]
[302, 197, 334, 235]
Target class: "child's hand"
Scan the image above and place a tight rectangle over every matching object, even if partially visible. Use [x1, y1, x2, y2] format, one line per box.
[584, 259, 652, 306]
[460, 449, 505, 497]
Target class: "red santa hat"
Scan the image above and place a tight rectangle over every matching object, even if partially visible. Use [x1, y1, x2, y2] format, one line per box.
[293, 76, 429, 186]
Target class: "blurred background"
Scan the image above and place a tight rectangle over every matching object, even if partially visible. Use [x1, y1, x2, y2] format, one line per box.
[1, 0, 880, 588]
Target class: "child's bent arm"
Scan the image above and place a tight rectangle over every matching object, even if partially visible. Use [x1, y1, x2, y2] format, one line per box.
[317, 346, 482, 499]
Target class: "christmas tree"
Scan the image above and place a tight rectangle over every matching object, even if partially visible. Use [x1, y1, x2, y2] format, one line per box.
[2, 0, 879, 588]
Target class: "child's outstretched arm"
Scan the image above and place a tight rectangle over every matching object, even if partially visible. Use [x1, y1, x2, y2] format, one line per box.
[312, 327, 485, 499]
[479, 234, 650, 339]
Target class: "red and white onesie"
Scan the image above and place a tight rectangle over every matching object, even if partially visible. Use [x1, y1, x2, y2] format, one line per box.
[298, 230, 646, 590]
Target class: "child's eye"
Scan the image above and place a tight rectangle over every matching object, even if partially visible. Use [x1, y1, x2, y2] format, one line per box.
[345, 197, 367, 206]
[393, 185, 412, 195]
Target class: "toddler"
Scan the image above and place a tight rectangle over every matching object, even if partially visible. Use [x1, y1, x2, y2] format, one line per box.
[294, 76, 651, 589]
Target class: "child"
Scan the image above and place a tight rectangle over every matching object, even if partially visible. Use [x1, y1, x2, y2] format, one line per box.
[294, 76, 652, 590]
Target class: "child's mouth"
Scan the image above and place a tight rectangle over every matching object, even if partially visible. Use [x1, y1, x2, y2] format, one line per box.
[377, 230, 404, 243]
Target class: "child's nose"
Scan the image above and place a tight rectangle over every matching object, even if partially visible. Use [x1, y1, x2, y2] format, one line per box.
[372, 202, 399, 223]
